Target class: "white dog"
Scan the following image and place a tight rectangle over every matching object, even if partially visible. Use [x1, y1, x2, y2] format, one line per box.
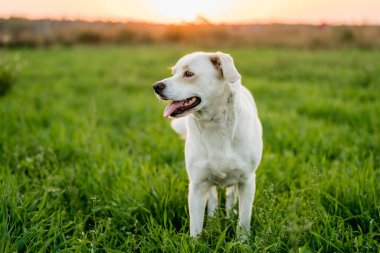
[153, 52, 263, 237]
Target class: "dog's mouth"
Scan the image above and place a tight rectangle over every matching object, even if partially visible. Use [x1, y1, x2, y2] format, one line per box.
[163, 97, 201, 118]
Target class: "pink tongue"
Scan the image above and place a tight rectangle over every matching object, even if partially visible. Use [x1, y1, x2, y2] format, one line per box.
[164, 100, 184, 118]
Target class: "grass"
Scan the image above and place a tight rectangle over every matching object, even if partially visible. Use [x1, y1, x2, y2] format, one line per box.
[0, 45, 379, 252]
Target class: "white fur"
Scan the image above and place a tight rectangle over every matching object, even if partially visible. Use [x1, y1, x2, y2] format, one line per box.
[155, 52, 263, 237]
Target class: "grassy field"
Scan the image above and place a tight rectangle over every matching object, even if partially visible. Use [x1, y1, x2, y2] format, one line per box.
[0, 46, 379, 252]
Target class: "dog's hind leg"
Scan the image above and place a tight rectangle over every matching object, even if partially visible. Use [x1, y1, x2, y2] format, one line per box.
[226, 186, 237, 218]
[237, 174, 256, 238]
[207, 186, 218, 216]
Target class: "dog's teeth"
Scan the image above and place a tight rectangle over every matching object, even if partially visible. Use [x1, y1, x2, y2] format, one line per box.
[183, 97, 196, 106]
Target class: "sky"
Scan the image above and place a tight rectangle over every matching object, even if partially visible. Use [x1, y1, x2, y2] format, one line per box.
[1, 0, 380, 24]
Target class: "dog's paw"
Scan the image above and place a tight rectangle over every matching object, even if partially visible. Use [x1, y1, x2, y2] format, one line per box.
[226, 208, 238, 219]
[236, 226, 250, 243]
[238, 233, 248, 243]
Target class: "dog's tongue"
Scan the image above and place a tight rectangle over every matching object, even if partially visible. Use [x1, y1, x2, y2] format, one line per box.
[164, 100, 184, 118]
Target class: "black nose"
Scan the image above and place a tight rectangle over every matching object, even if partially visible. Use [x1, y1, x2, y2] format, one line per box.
[153, 82, 166, 94]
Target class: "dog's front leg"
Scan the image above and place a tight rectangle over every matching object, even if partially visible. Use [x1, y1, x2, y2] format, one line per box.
[189, 182, 209, 237]
[237, 174, 256, 237]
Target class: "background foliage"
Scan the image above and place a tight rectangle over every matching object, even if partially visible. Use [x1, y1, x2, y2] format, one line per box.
[1, 18, 380, 49]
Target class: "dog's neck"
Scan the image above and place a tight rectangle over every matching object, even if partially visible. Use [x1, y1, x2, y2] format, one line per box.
[192, 83, 237, 126]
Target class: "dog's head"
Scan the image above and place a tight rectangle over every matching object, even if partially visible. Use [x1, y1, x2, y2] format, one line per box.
[153, 52, 241, 118]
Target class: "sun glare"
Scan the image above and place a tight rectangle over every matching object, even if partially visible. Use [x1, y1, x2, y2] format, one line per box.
[152, 0, 231, 22]
[1, 0, 379, 25]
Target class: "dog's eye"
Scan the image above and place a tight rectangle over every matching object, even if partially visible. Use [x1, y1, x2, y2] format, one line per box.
[184, 71, 194, 78]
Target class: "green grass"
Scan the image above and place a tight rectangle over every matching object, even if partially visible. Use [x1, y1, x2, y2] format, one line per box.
[0, 46, 379, 252]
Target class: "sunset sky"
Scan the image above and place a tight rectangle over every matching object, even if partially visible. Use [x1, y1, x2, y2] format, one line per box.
[1, 0, 380, 24]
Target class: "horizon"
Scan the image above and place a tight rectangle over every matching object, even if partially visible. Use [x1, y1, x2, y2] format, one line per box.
[1, 0, 380, 25]
[2, 16, 380, 27]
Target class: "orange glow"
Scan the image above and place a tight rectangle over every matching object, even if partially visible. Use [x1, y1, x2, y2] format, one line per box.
[1, 0, 380, 24]
[149, 0, 233, 22]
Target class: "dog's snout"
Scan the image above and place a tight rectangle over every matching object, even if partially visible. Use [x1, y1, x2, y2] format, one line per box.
[153, 82, 166, 94]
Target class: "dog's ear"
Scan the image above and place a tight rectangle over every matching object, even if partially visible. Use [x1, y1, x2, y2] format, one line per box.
[210, 52, 241, 83]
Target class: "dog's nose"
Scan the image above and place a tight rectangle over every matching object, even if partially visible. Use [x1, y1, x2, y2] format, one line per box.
[153, 82, 166, 94]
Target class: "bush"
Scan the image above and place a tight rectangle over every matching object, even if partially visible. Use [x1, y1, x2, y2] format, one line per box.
[0, 52, 22, 96]
[337, 27, 356, 44]
[76, 31, 103, 44]
[115, 28, 137, 43]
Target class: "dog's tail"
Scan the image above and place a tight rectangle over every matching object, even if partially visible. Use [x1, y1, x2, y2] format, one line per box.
[170, 117, 187, 140]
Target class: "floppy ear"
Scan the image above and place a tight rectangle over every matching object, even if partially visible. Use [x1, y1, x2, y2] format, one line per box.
[210, 52, 241, 83]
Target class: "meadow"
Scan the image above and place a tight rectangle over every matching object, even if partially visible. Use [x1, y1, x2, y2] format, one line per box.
[0, 46, 379, 252]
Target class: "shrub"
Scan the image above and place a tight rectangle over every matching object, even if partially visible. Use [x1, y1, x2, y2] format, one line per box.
[0, 52, 22, 96]
[115, 28, 137, 43]
[337, 27, 356, 44]
[76, 31, 103, 44]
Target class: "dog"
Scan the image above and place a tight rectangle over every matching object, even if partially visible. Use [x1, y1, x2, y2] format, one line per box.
[153, 52, 263, 237]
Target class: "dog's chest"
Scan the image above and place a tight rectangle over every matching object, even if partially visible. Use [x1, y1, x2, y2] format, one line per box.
[207, 139, 247, 186]
[188, 128, 251, 187]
